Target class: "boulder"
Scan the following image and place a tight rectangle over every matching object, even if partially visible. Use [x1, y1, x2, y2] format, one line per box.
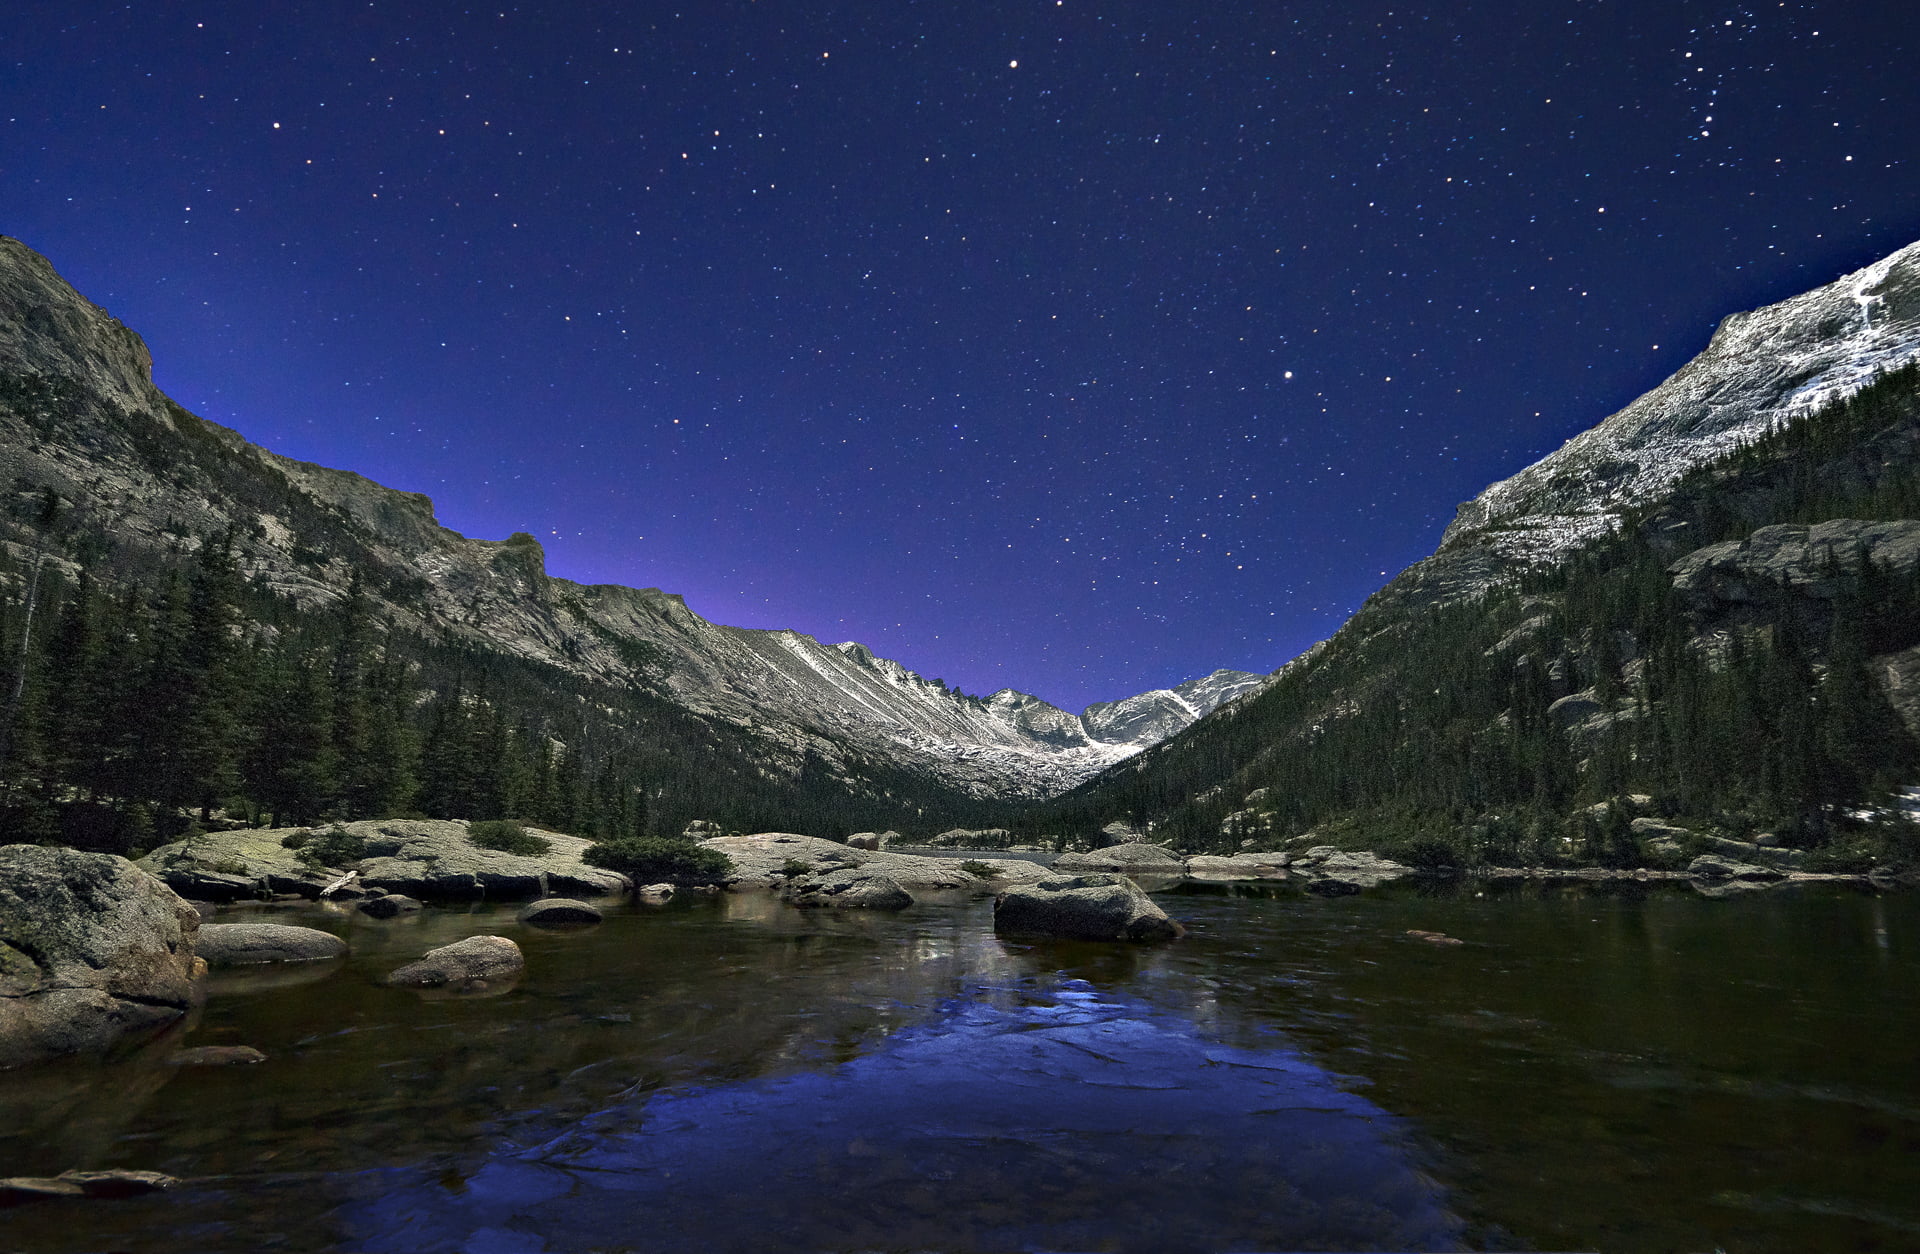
[700, 833, 1049, 892]
[1630, 818, 1693, 840]
[845, 832, 882, 851]
[136, 827, 336, 902]
[195, 923, 347, 966]
[1185, 852, 1290, 879]
[682, 819, 724, 839]
[1053, 841, 1185, 872]
[141, 820, 630, 903]
[354, 821, 630, 900]
[926, 827, 1012, 848]
[993, 874, 1183, 942]
[785, 868, 914, 910]
[0, 846, 202, 1069]
[387, 935, 524, 991]
[1687, 854, 1783, 881]
[637, 883, 676, 902]
[1548, 691, 1605, 730]
[517, 898, 603, 926]
[1699, 833, 1807, 866]
[357, 893, 423, 919]
[1291, 848, 1412, 889]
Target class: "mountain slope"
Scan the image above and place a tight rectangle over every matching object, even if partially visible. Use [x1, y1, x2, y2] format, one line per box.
[0, 235, 1257, 816]
[1032, 239, 1920, 868]
[1398, 240, 1920, 604]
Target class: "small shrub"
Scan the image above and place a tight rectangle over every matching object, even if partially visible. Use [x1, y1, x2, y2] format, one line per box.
[467, 820, 553, 858]
[583, 837, 734, 887]
[279, 829, 313, 850]
[209, 857, 251, 876]
[293, 824, 369, 870]
[780, 858, 815, 878]
[959, 859, 999, 879]
[1397, 836, 1462, 870]
[1802, 835, 1882, 874]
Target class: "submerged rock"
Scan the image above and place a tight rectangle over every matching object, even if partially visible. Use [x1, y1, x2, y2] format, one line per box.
[0, 846, 201, 1070]
[0, 1169, 176, 1204]
[785, 868, 914, 910]
[168, 1045, 267, 1066]
[196, 923, 347, 967]
[993, 874, 1183, 941]
[387, 935, 524, 992]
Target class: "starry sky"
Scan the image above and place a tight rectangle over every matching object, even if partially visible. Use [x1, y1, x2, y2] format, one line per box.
[6, 1, 1917, 711]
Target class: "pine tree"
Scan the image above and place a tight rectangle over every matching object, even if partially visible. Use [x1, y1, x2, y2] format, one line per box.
[248, 647, 338, 827]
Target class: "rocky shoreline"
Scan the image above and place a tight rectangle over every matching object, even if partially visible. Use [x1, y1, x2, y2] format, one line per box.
[3, 826, 1904, 1079]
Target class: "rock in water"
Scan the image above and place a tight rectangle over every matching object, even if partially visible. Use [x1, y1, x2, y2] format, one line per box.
[1687, 854, 1783, 882]
[1052, 841, 1185, 872]
[1293, 849, 1414, 890]
[387, 935, 524, 991]
[1185, 852, 1291, 879]
[785, 868, 914, 910]
[357, 893, 423, 919]
[169, 1045, 267, 1066]
[0, 845, 200, 1069]
[517, 898, 604, 926]
[0, 1169, 177, 1204]
[993, 874, 1183, 941]
[195, 923, 347, 966]
[140, 820, 630, 903]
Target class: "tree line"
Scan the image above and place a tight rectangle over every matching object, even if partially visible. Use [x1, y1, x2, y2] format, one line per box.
[0, 519, 1011, 853]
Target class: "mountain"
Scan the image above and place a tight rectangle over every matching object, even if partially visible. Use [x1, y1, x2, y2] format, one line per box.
[1032, 239, 1920, 870]
[0, 235, 1260, 838]
[1398, 239, 1920, 605]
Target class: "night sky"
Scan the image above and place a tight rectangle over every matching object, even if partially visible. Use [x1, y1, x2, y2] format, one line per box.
[7, 2, 1917, 710]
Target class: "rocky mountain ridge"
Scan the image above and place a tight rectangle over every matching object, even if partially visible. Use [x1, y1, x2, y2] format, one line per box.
[1395, 239, 1920, 605]
[0, 235, 1261, 803]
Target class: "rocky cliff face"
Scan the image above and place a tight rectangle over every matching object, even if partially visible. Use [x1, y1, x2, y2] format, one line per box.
[1395, 240, 1920, 604]
[0, 236, 1259, 801]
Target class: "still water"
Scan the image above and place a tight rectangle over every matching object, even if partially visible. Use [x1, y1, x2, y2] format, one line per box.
[1, 878, 1915, 1253]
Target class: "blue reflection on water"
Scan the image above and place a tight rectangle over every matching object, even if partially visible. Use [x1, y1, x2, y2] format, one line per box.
[343, 980, 1461, 1253]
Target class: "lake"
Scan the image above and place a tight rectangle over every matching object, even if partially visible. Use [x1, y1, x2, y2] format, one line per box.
[1, 877, 1915, 1252]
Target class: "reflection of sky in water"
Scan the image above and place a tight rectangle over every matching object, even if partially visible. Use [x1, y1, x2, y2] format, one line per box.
[344, 980, 1461, 1253]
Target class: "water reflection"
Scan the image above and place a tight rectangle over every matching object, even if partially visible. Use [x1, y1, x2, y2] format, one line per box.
[341, 979, 1461, 1254]
[4, 881, 1915, 1253]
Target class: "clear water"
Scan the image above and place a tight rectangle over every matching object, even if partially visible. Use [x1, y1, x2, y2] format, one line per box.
[1, 878, 1915, 1252]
